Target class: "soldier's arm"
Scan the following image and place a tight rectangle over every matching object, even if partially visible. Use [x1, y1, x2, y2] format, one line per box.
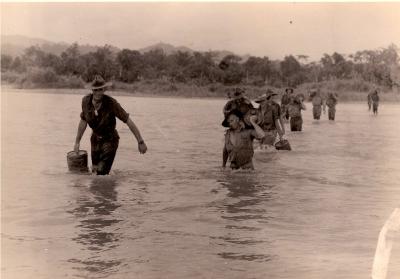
[74, 119, 87, 152]
[249, 116, 265, 139]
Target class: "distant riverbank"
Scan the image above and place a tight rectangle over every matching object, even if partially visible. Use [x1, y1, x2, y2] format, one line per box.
[2, 79, 400, 102]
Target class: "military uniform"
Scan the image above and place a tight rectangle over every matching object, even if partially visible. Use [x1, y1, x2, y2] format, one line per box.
[288, 98, 305, 131]
[371, 93, 379, 114]
[80, 94, 129, 175]
[258, 101, 281, 145]
[311, 95, 324, 120]
[326, 95, 338, 120]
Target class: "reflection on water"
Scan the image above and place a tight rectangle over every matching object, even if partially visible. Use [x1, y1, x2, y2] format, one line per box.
[219, 173, 274, 221]
[67, 177, 122, 277]
[217, 251, 272, 262]
[216, 173, 275, 263]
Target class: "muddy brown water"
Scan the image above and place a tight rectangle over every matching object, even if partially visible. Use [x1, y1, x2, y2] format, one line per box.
[2, 91, 399, 278]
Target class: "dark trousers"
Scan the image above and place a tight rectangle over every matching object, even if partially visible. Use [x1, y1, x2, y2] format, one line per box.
[290, 116, 303, 131]
[91, 132, 119, 175]
[313, 106, 322, 120]
[328, 108, 336, 120]
[373, 103, 378, 114]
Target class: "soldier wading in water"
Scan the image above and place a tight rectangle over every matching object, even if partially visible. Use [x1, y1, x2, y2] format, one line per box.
[74, 75, 147, 175]
[310, 89, 325, 120]
[254, 89, 285, 148]
[222, 110, 265, 170]
[288, 94, 306, 131]
[326, 92, 338, 121]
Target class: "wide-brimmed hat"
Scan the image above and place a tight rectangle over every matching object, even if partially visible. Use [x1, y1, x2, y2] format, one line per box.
[254, 89, 277, 103]
[222, 109, 242, 127]
[285, 87, 294, 93]
[254, 94, 267, 103]
[90, 75, 111, 90]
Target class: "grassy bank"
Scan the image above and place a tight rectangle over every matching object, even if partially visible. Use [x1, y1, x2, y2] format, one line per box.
[2, 70, 400, 102]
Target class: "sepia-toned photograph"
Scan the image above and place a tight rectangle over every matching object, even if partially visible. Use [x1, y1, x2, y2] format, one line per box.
[1, 2, 400, 278]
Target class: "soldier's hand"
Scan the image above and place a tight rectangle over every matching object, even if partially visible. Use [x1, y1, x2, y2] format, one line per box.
[138, 141, 147, 154]
[249, 115, 258, 124]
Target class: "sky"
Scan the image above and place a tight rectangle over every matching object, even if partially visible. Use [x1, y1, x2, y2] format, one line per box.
[1, 2, 400, 61]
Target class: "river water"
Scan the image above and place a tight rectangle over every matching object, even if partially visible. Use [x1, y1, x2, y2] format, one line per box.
[2, 90, 400, 279]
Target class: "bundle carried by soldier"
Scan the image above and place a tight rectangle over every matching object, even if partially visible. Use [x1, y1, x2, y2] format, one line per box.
[222, 87, 258, 127]
[221, 88, 265, 169]
[222, 87, 290, 151]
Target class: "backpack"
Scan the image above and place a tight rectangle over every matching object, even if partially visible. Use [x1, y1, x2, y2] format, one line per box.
[288, 104, 301, 117]
[326, 98, 337, 108]
[312, 96, 323, 106]
[371, 94, 379, 102]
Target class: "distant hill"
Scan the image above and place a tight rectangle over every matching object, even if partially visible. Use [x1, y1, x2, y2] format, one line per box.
[1, 35, 59, 48]
[138, 42, 194, 55]
[1, 35, 120, 57]
[1, 35, 69, 56]
[137, 42, 242, 63]
[1, 35, 248, 62]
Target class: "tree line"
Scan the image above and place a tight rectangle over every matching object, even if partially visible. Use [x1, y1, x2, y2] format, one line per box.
[1, 42, 399, 89]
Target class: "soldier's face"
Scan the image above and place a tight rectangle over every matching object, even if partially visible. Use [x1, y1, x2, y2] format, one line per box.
[92, 88, 105, 101]
[228, 114, 240, 129]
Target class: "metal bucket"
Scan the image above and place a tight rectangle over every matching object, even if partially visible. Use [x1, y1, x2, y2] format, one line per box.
[67, 150, 89, 173]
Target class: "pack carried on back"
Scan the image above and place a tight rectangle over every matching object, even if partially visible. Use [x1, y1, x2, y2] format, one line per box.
[223, 97, 254, 117]
[258, 102, 279, 130]
[371, 94, 379, 102]
[288, 104, 301, 118]
[312, 96, 323, 106]
[326, 98, 337, 108]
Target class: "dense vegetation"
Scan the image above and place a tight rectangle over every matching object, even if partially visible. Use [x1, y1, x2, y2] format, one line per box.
[1, 43, 400, 97]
